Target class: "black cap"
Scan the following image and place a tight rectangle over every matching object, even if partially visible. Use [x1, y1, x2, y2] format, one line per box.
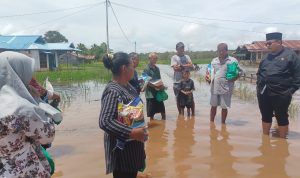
[176, 42, 185, 49]
[266, 32, 282, 41]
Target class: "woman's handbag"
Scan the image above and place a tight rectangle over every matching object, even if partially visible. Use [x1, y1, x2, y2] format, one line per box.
[156, 90, 168, 102]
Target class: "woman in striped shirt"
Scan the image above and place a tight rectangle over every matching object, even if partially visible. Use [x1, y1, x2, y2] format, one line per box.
[99, 52, 147, 178]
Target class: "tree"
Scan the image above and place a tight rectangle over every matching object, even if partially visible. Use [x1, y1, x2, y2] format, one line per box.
[77, 43, 88, 54]
[99, 42, 108, 53]
[43, 31, 68, 43]
[90, 44, 103, 59]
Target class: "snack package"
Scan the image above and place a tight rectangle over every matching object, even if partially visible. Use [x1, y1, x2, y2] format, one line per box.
[206, 63, 215, 83]
[115, 97, 148, 150]
[139, 73, 152, 92]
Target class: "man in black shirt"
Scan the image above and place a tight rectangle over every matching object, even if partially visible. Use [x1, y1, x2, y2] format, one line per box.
[257, 32, 300, 138]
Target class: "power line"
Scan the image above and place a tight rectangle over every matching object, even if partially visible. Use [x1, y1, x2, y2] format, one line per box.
[109, 1, 132, 44]
[110, 2, 300, 26]
[110, 2, 264, 34]
[8, 4, 102, 35]
[0, 1, 105, 19]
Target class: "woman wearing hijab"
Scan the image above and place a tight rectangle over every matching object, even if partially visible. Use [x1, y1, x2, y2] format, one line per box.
[0, 51, 56, 177]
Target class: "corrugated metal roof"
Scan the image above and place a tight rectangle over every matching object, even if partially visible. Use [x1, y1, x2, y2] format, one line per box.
[0, 35, 44, 49]
[63, 52, 95, 59]
[0, 35, 79, 51]
[27, 43, 47, 50]
[46, 43, 78, 51]
[244, 40, 300, 52]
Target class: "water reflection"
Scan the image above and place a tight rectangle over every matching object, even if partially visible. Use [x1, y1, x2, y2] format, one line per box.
[253, 136, 289, 178]
[52, 80, 104, 109]
[49, 65, 300, 178]
[173, 115, 195, 178]
[145, 120, 168, 177]
[52, 170, 64, 177]
[48, 145, 75, 158]
[209, 123, 237, 177]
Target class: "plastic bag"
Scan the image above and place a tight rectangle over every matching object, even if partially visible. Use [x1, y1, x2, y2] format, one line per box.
[139, 73, 152, 92]
[226, 62, 239, 80]
[41, 146, 55, 175]
[156, 90, 168, 102]
[39, 102, 62, 124]
[44, 77, 54, 93]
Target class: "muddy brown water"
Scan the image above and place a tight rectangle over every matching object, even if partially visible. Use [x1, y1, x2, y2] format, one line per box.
[50, 65, 300, 178]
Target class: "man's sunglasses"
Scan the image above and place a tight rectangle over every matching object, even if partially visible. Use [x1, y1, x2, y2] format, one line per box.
[265, 40, 278, 46]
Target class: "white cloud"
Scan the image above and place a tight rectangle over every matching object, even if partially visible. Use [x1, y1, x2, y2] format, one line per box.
[180, 24, 201, 37]
[264, 27, 278, 33]
[1, 0, 300, 52]
[1, 24, 14, 35]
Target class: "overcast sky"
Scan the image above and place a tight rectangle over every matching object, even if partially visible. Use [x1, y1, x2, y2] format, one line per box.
[1, 0, 300, 53]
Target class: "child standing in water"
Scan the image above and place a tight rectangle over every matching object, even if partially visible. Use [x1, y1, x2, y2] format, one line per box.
[178, 70, 195, 116]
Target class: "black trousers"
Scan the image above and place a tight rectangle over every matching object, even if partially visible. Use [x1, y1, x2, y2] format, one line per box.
[113, 170, 137, 178]
[257, 92, 292, 126]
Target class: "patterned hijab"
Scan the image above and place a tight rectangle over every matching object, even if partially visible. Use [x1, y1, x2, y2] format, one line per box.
[0, 51, 42, 120]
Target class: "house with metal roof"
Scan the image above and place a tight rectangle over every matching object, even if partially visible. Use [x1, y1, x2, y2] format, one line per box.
[59, 52, 96, 65]
[0, 35, 79, 70]
[235, 40, 300, 63]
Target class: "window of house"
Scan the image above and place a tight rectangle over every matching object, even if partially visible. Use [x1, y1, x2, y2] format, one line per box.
[39, 52, 47, 68]
[258, 52, 262, 59]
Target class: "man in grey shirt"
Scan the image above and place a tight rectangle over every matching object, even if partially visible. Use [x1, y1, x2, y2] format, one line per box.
[206, 43, 243, 124]
[171, 42, 194, 114]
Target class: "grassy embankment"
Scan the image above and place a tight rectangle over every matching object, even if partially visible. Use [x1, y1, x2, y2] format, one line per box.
[34, 62, 111, 83]
[34, 57, 210, 83]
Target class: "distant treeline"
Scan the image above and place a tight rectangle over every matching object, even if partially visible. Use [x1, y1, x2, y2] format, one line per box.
[41, 30, 233, 64]
[138, 50, 235, 64]
[76, 41, 234, 64]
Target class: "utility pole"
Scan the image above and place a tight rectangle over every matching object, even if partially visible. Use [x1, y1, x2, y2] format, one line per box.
[106, 0, 110, 53]
[134, 41, 136, 53]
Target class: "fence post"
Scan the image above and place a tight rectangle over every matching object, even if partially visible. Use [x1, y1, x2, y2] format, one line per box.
[250, 73, 254, 83]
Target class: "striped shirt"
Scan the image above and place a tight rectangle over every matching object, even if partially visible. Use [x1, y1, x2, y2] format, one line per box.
[99, 81, 146, 174]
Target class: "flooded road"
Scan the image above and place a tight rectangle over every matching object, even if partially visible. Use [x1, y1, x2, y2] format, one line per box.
[50, 65, 300, 178]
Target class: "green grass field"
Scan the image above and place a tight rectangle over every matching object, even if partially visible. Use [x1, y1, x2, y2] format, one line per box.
[34, 62, 111, 83]
[34, 57, 211, 83]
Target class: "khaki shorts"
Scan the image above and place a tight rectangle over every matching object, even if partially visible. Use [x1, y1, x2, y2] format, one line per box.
[210, 93, 232, 109]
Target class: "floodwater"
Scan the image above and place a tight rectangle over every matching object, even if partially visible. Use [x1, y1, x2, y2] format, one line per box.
[50, 65, 300, 178]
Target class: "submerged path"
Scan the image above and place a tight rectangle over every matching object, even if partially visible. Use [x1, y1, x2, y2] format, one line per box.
[50, 64, 300, 178]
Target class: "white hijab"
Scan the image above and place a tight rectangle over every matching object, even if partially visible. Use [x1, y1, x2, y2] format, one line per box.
[0, 51, 46, 120]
